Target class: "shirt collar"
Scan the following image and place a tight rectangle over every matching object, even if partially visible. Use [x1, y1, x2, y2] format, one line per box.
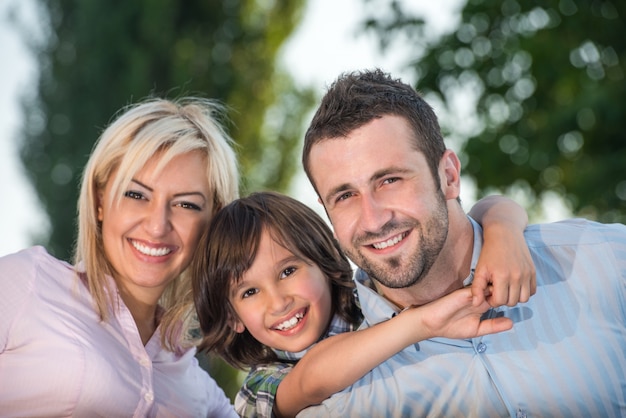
[354, 269, 402, 325]
[465, 215, 483, 287]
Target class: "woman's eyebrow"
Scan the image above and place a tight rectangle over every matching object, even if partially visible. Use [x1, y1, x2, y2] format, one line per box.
[130, 178, 207, 201]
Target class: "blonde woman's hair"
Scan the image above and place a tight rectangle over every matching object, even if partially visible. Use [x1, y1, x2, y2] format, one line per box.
[74, 97, 239, 352]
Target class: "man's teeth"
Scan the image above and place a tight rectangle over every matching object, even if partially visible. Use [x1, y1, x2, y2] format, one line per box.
[275, 312, 304, 331]
[132, 241, 172, 256]
[372, 233, 405, 250]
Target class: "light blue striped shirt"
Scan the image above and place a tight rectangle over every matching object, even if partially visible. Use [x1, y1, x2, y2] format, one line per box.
[299, 218, 626, 418]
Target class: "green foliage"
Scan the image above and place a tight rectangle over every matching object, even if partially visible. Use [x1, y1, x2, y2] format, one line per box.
[19, 0, 314, 260]
[363, 0, 626, 222]
[18, 0, 314, 400]
[197, 352, 244, 404]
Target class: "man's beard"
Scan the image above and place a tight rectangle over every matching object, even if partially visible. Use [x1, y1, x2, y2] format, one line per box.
[344, 191, 449, 289]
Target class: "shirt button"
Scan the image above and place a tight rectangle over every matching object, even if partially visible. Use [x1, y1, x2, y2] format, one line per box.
[476, 342, 487, 353]
[144, 391, 154, 402]
[139, 357, 150, 367]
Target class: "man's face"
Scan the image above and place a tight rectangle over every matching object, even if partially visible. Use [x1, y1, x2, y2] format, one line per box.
[309, 115, 449, 289]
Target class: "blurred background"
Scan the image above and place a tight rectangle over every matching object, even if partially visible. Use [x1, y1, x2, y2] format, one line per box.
[1, 0, 624, 399]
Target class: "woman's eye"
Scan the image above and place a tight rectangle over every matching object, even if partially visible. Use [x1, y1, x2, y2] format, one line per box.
[177, 201, 202, 211]
[280, 266, 297, 279]
[124, 190, 144, 200]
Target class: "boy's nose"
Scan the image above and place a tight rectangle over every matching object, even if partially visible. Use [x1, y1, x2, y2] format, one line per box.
[267, 288, 293, 315]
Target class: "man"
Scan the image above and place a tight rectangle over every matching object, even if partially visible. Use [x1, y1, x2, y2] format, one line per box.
[300, 69, 626, 417]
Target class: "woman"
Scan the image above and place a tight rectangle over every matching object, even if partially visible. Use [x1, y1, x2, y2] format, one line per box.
[0, 98, 238, 417]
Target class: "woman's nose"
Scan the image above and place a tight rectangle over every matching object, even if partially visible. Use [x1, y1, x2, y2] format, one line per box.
[144, 202, 172, 237]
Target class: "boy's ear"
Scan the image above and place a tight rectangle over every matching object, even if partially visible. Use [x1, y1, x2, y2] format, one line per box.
[230, 317, 245, 334]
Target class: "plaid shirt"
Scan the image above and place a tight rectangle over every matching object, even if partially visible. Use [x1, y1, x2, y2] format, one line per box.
[234, 310, 362, 418]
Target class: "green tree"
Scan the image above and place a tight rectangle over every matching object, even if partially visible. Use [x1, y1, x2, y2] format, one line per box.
[363, 0, 626, 222]
[16, 0, 314, 401]
[19, 0, 314, 261]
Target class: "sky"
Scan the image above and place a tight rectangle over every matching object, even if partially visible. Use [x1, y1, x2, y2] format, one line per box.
[0, 0, 48, 256]
[0, 0, 468, 256]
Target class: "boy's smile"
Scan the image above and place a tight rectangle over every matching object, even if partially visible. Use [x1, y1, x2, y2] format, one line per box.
[271, 307, 307, 332]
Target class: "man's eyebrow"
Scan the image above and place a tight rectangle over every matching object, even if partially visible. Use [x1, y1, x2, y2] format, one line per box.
[371, 167, 412, 181]
[324, 182, 353, 204]
[323, 166, 412, 203]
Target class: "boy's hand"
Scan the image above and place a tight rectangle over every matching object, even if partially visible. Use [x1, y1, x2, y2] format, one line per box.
[418, 288, 513, 339]
[472, 224, 536, 307]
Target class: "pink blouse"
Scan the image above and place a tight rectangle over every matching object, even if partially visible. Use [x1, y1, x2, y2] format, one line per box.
[0, 246, 236, 417]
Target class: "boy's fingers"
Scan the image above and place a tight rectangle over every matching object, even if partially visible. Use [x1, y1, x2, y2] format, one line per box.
[470, 276, 487, 306]
[477, 317, 514, 336]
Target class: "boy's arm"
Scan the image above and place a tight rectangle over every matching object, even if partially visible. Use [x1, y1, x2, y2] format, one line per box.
[468, 195, 536, 307]
[273, 288, 512, 418]
[234, 363, 292, 418]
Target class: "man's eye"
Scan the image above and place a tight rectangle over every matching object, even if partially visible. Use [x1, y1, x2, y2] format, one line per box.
[336, 192, 353, 202]
[383, 177, 399, 185]
[124, 190, 144, 200]
[242, 288, 258, 299]
[280, 266, 297, 279]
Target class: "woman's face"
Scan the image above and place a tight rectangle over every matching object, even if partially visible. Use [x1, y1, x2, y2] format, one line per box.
[98, 150, 212, 303]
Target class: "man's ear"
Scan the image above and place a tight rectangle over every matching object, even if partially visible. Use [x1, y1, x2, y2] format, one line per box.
[317, 195, 334, 230]
[439, 149, 461, 200]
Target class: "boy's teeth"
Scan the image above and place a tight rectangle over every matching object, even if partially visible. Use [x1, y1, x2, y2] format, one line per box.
[275, 312, 304, 331]
[132, 240, 172, 256]
[372, 233, 405, 249]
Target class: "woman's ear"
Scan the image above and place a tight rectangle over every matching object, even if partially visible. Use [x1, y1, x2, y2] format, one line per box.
[96, 190, 104, 222]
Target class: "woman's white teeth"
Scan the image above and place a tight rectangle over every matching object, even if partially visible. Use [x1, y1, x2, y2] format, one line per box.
[132, 241, 171, 256]
[372, 233, 405, 249]
[275, 312, 304, 331]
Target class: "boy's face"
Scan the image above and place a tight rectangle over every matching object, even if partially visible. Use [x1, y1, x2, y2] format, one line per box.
[229, 229, 333, 353]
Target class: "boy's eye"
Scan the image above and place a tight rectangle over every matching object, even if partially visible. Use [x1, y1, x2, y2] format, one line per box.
[124, 190, 144, 200]
[242, 288, 258, 299]
[280, 266, 297, 279]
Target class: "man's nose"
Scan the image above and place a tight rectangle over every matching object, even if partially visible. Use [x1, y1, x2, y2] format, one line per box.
[358, 193, 391, 234]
